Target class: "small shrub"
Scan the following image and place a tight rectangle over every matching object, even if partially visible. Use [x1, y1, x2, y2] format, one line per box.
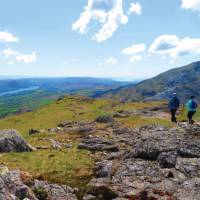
[33, 187, 48, 200]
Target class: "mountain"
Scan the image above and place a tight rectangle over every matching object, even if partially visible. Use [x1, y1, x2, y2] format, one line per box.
[0, 77, 133, 117]
[0, 77, 130, 94]
[101, 61, 200, 102]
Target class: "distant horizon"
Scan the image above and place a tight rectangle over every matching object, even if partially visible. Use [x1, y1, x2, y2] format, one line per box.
[0, 60, 199, 82]
[0, 75, 143, 82]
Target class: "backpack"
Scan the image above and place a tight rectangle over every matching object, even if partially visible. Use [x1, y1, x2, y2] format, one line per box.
[191, 100, 198, 109]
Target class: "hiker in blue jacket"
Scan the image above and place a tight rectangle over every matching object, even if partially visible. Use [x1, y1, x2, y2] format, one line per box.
[168, 93, 180, 123]
[186, 96, 198, 124]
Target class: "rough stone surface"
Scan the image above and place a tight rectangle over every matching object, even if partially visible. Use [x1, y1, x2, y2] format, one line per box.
[95, 115, 114, 123]
[29, 129, 40, 135]
[33, 180, 78, 200]
[0, 165, 37, 200]
[0, 130, 35, 153]
[3, 117, 200, 199]
[0, 165, 78, 200]
[157, 151, 178, 168]
[84, 123, 200, 200]
[78, 136, 119, 152]
[96, 160, 113, 178]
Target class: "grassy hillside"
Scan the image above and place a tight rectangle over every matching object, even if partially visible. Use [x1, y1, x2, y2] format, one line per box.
[0, 90, 60, 118]
[0, 97, 168, 189]
[0, 77, 133, 118]
[102, 61, 200, 102]
[0, 96, 199, 195]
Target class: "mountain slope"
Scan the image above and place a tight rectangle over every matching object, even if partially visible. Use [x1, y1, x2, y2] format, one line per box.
[102, 61, 200, 102]
[0, 77, 132, 117]
[0, 77, 128, 94]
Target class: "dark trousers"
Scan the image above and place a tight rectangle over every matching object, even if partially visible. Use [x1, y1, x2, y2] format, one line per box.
[170, 109, 177, 122]
[187, 111, 196, 124]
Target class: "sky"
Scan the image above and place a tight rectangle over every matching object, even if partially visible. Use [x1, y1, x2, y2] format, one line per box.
[0, 0, 200, 80]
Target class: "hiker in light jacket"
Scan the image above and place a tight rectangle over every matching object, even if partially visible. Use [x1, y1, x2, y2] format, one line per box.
[168, 93, 180, 123]
[186, 96, 198, 124]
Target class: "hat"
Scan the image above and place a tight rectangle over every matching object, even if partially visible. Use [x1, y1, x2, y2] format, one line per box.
[172, 93, 177, 97]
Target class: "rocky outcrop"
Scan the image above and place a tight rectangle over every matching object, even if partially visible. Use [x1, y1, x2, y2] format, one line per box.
[84, 123, 200, 200]
[0, 130, 35, 153]
[0, 165, 78, 200]
[3, 119, 200, 199]
[95, 115, 114, 123]
[101, 61, 200, 101]
[0, 165, 37, 200]
[78, 136, 119, 152]
[33, 180, 78, 200]
[29, 129, 40, 135]
[49, 121, 94, 134]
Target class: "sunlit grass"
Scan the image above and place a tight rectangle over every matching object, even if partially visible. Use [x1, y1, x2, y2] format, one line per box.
[0, 147, 94, 189]
[119, 115, 173, 128]
[0, 96, 179, 191]
[178, 106, 200, 122]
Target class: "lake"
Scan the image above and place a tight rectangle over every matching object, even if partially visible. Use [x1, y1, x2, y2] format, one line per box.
[0, 86, 39, 97]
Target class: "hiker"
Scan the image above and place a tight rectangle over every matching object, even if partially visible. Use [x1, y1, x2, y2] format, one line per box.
[186, 96, 198, 124]
[168, 93, 180, 123]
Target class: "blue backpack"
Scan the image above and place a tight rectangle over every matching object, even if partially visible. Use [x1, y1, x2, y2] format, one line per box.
[191, 100, 198, 109]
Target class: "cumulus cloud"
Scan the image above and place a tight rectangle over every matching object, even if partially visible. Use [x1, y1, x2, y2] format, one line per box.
[1, 48, 37, 63]
[128, 2, 142, 15]
[73, 0, 141, 42]
[121, 43, 146, 55]
[121, 43, 145, 63]
[181, 0, 200, 12]
[0, 31, 19, 42]
[149, 35, 179, 53]
[105, 56, 118, 65]
[7, 61, 14, 65]
[129, 55, 142, 62]
[1, 48, 18, 58]
[149, 34, 200, 58]
[16, 52, 37, 63]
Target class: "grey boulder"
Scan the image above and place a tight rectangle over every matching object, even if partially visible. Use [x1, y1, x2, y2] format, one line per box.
[0, 130, 35, 153]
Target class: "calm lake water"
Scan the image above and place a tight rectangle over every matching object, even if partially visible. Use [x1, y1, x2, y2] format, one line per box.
[0, 86, 39, 97]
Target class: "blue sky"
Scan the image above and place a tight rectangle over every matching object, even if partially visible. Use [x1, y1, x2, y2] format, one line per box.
[0, 0, 200, 80]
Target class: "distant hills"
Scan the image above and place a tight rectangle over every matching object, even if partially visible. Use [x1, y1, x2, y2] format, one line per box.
[101, 61, 200, 102]
[0, 77, 133, 117]
[1, 61, 200, 117]
[0, 77, 131, 95]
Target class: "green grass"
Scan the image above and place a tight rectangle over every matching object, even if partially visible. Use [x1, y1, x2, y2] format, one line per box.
[0, 96, 184, 193]
[0, 148, 94, 189]
[0, 96, 115, 191]
[0, 90, 59, 118]
[178, 106, 200, 121]
[118, 115, 172, 128]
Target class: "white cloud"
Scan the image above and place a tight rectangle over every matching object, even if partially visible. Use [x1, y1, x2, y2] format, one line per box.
[149, 34, 200, 58]
[181, 0, 200, 12]
[121, 43, 145, 63]
[129, 55, 142, 62]
[72, 0, 130, 42]
[71, 58, 76, 62]
[1, 48, 37, 63]
[149, 35, 179, 53]
[7, 61, 14, 65]
[16, 52, 37, 63]
[121, 43, 146, 55]
[1, 48, 18, 58]
[169, 59, 175, 65]
[105, 56, 118, 65]
[128, 2, 142, 15]
[0, 31, 19, 42]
